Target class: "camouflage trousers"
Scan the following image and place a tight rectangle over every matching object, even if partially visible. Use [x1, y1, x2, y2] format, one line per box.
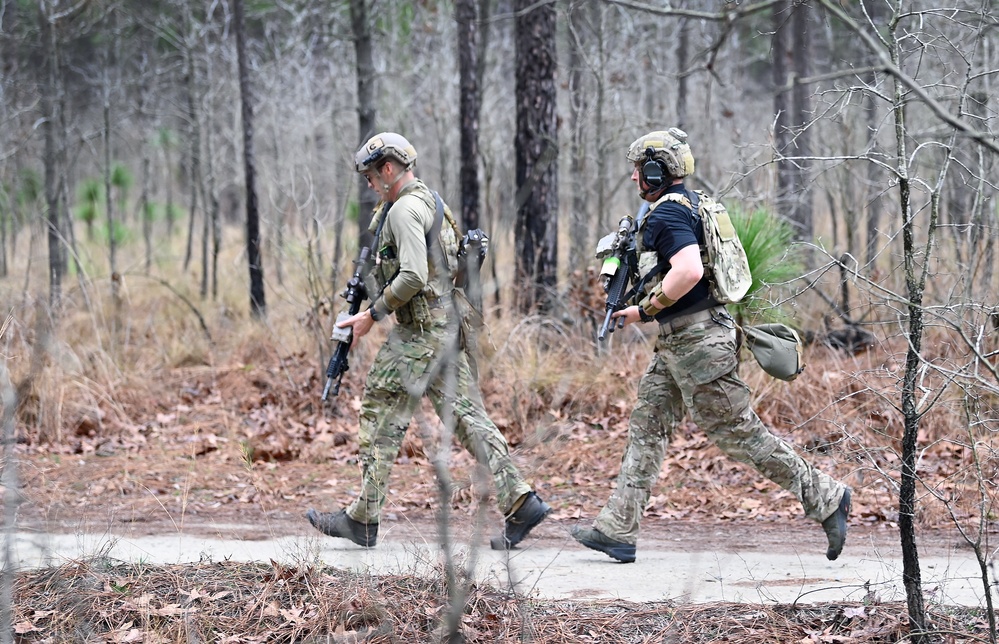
[594, 307, 847, 545]
[346, 314, 531, 524]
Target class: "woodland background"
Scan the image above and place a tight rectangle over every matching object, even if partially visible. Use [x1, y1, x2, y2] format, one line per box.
[1, 0, 999, 641]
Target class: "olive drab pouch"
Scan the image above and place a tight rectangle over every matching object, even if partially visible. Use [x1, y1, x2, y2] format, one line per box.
[430, 192, 489, 350]
[742, 323, 805, 381]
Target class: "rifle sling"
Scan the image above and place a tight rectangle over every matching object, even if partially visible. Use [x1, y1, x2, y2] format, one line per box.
[428, 192, 449, 276]
[625, 259, 667, 304]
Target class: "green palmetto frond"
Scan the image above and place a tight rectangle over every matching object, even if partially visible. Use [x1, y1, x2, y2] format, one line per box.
[17, 168, 42, 205]
[111, 162, 133, 193]
[728, 206, 803, 324]
[76, 178, 104, 226]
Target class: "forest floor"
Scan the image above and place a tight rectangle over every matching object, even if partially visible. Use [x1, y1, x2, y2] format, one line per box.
[7, 340, 996, 642]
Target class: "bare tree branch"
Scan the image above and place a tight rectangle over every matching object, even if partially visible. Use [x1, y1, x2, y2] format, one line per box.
[816, 0, 999, 156]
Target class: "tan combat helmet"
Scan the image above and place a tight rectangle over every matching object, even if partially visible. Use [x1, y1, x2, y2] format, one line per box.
[627, 127, 695, 180]
[354, 132, 418, 173]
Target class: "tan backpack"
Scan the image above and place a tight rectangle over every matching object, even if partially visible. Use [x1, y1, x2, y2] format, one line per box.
[649, 190, 753, 304]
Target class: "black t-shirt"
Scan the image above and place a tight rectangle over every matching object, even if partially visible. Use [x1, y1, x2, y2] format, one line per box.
[640, 183, 716, 320]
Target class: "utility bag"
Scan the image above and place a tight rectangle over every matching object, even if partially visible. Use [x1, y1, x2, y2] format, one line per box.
[430, 192, 489, 349]
[742, 323, 805, 381]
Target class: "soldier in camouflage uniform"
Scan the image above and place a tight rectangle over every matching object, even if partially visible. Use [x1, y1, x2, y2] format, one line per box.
[571, 129, 851, 563]
[307, 132, 550, 550]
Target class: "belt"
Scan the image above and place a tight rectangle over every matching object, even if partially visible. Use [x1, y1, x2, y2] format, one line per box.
[658, 305, 726, 335]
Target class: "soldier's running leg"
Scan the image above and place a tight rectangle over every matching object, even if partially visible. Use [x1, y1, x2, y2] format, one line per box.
[590, 344, 685, 547]
[425, 340, 546, 548]
[346, 329, 431, 524]
[672, 318, 850, 557]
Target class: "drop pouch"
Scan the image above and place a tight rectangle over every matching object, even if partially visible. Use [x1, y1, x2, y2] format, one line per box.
[743, 323, 805, 382]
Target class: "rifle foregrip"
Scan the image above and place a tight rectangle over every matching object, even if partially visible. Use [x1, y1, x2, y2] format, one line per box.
[322, 343, 350, 401]
[597, 255, 630, 342]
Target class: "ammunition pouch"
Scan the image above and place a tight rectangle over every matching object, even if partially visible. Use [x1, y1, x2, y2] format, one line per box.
[395, 292, 452, 326]
[453, 287, 485, 352]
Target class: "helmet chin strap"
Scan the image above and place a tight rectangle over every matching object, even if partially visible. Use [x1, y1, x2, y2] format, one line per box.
[379, 167, 408, 196]
[640, 184, 668, 201]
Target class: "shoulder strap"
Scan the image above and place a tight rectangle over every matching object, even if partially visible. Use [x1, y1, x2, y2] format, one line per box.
[429, 192, 445, 244]
[686, 189, 701, 223]
[649, 192, 693, 212]
[371, 201, 392, 254]
[427, 192, 453, 279]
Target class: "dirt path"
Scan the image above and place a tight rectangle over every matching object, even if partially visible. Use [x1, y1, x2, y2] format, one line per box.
[14, 509, 985, 606]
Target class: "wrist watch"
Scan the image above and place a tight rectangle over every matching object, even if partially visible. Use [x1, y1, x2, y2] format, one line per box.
[368, 304, 384, 322]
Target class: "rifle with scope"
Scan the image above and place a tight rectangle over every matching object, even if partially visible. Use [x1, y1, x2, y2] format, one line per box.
[322, 246, 371, 401]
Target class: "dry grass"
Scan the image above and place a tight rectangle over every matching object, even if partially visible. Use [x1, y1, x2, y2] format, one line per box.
[4, 224, 999, 641]
[12, 558, 992, 643]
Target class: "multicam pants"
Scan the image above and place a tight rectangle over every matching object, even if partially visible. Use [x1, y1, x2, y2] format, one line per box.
[346, 313, 531, 524]
[594, 307, 847, 545]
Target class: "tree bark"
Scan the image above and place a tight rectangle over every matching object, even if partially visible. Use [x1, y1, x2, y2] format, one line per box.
[514, 0, 558, 313]
[0, 3, 9, 280]
[675, 13, 689, 131]
[351, 0, 376, 248]
[40, 1, 62, 309]
[566, 1, 589, 268]
[771, 1, 794, 227]
[182, 4, 201, 274]
[790, 2, 812, 243]
[889, 20, 929, 640]
[860, 0, 885, 272]
[456, 0, 481, 232]
[234, 0, 266, 317]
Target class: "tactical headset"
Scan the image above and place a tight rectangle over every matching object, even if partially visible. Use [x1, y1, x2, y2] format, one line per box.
[640, 147, 668, 191]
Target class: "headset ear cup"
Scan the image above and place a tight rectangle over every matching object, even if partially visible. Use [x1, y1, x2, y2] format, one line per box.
[642, 159, 666, 189]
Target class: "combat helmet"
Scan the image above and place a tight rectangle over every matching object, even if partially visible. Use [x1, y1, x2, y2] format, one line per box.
[355, 132, 418, 173]
[627, 128, 695, 192]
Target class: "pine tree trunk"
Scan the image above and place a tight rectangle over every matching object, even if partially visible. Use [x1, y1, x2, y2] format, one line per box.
[513, 0, 558, 313]
[456, 0, 481, 233]
[351, 0, 376, 248]
[566, 2, 588, 268]
[182, 5, 201, 274]
[790, 3, 812, 244]
[234, 0, 266, 318]
[40, 2, 62, 309]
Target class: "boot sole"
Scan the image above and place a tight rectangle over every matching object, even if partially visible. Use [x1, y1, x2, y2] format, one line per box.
[824, 489, 851, 561]
[575, 536, 636, 563]
[306, 509, 378, 547]
[490, 501, 552, 550]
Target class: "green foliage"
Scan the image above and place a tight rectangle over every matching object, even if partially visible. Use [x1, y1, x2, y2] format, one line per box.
[0, 182, 9, 214]
[17, 168, 42, 205]
[156, 127, 177, 151]
[111, 163, 134, 193]
[728, 206, 803, 324]
[375, 1, 415, 39]
[249, 0, 279, 12]
[0, 182, 11, 232]
[81, 178, 103, 204]
[165, 203, 183, 224]
[76, 179, 105, 227]
[102, 220, 133, 246]
[144, 201, 159, 222]
[346, 200, 359, 224]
